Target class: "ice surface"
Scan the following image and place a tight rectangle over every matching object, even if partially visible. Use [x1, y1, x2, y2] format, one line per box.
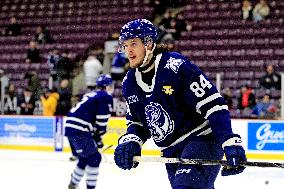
[0, 150, 283, 189]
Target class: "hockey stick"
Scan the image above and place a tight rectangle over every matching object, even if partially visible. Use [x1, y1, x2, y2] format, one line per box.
[100, 144, 114, 163]
[133, 156, 284, 169]
[101, 144, 114, 153]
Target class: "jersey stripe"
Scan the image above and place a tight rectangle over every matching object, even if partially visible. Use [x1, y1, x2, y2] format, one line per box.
[95, 121, 108, 126]
[205, 105, 228, 119]
[65, 117, 93, 130]
[161, 120, 209, 150]
[96, 114, 111, 119]
[64, 123, 89, 132]
[196, 93, 222, 114]
[197, 128, 212, 136]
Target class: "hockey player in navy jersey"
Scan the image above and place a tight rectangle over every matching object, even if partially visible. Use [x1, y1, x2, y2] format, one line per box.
[114, 19, 247, 189]
[65, 74, 113, 189]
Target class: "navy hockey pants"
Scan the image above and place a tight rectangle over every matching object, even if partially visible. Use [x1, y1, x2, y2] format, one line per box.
[68, 135, 102, 167]
[162, 141, 223, 189]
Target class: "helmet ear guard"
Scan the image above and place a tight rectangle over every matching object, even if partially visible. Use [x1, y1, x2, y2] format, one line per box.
[143, 36, 154, 47]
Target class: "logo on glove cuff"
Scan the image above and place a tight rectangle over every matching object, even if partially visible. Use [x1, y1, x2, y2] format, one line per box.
[235, 139, 242, 143]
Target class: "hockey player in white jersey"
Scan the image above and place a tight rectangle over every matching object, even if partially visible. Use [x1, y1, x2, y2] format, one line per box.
[114, 19, 247, 189]
[65, 74, 113, 189]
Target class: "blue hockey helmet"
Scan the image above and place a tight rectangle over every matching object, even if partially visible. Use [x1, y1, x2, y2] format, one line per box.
[96, 74, 113, 87]
[119, 19, 158, 49]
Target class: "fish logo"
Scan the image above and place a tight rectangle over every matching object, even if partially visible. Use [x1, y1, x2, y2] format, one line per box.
[145, 102, 174, 142]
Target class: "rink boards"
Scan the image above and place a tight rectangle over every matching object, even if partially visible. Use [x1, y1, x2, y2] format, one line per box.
[0, 115, 283, 160]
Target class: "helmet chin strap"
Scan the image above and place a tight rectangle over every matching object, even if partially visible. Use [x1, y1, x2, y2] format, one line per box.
[140, 43, 156, 68]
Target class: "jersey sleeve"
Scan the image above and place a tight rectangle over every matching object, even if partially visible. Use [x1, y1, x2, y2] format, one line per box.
[94, 95, 113, 136]
[179, 60, 233, 144]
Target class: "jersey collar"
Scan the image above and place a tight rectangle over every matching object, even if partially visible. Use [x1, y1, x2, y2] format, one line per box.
[135, 53, 162, 93]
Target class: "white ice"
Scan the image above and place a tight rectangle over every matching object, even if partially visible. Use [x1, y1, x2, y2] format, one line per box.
[0, 149, 283, 189]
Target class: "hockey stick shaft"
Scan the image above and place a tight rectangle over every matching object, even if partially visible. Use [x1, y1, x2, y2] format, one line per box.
[133, 156, 284, 168]
[101, 144, 113, 153]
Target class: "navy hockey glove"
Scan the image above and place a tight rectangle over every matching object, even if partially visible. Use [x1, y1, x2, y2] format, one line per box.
[93, 135, 104, 149]
[114, 141, 141, 170]
[221, 134, 247, 176]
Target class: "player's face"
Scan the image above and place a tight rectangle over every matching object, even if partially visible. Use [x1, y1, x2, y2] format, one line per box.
[122, 38, 146, 68]
[106, 84, 114, 95]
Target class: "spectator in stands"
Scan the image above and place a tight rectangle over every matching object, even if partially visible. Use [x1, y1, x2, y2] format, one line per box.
[159, 13, 188, 42]
[150, 0, 167, 19]
[34, 25, 53, 44]
[71, 56, 87, 106]
[83, 45, 103, 90]
[223, 87, 234, 110]
[175, 13, 187, 33]
[95, 45, 105, 64]
[24, 71, 42, 100]
[40, 87, 59, 116]
[237, 85, 256, 116]
[157, 10, 173, 42]
[56, 49, 74, 83]
[18, 87, 35, 115]
[0, 69, 9, 96]
[47, 48, 60, 83]
[252, 94, 278, 119]
[160, 20, 179, 42]
[55, 79, 72, 116]
[238, 85, 256, 109]
[158, 10, 173, 30]
[242, 0, 253, 21]
[111, 50, 128, 81]
[253, 0, 270, 22]
[3, 83, 18, 115]
[3, 16, 21, 36]
[25, 40, 41, 63]
[259, 64, 281, 90]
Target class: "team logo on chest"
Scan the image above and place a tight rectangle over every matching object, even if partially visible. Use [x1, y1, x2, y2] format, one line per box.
[145, 102, 174, 142]
[164, 57, 184, 73]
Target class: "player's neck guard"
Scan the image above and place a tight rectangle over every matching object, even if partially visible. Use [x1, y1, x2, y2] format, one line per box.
[138, 52, 156, 73]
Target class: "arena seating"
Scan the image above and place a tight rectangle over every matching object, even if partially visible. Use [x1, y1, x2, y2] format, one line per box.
[177, 0, 283, 101]
[0, 0, 153, 88]
[0, 0, 283, 113]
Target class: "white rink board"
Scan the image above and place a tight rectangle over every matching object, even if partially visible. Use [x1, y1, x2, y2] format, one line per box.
[0, 150, 283, 189]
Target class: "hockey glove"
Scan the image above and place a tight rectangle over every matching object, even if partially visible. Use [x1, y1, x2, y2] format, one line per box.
[114, 141, 141, 170]
[93, 135, 104, 149]
[221, 134, 247, 176]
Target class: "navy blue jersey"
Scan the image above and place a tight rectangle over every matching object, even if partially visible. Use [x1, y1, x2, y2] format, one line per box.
[121, 52, 233, 148]
[64, 90, 113, 136]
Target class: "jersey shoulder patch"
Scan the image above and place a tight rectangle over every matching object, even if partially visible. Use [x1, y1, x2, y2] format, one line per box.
[162, 52, 188, 74]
